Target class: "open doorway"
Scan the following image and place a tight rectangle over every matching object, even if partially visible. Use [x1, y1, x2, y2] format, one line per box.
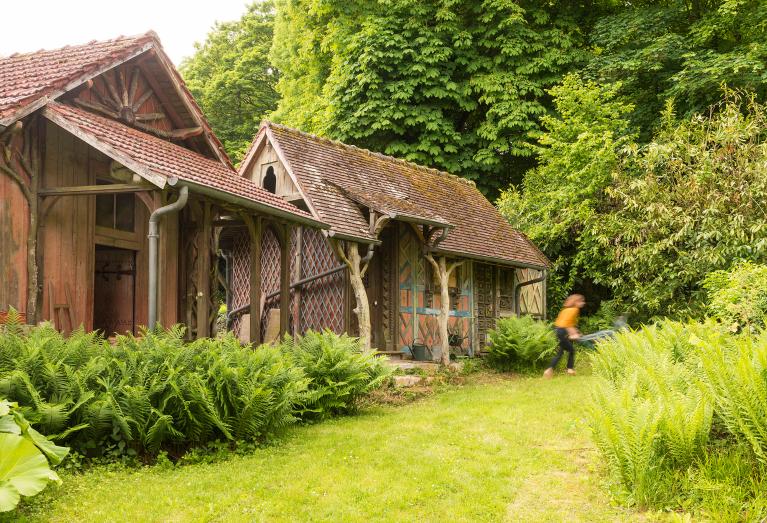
[93, 245, 136, 336]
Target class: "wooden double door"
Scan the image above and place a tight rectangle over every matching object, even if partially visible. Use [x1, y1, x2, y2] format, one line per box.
[93, 245, 137, 336]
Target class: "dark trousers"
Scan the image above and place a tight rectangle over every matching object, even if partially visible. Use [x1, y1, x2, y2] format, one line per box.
[551, 328, 575, 370]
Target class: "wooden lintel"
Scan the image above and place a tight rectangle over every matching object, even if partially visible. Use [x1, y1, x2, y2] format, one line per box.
[39, 184, 152, 196]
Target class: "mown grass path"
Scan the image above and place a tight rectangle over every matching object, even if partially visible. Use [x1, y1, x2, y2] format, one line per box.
[20, 374, 640, 522]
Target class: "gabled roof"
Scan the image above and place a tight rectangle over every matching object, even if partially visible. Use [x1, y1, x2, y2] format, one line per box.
[44, 103, 324, 227]
[241, 122, 549, 269]
[0, 32, 231, 167]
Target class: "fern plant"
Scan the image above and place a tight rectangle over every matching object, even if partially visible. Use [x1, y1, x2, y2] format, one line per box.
[485, 316, 556, 372]
[280, 330, 391, 420]
[0, 316, 306, 456]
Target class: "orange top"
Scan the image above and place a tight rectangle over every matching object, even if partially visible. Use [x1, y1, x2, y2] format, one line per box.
[554, 307, 580, 329]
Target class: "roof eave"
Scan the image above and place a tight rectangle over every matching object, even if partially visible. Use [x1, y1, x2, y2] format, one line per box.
[325, 229, 380, 246]
[0, 40, 155, 128]
[170, 179, 328, 229]
[430, 247, 549, 271]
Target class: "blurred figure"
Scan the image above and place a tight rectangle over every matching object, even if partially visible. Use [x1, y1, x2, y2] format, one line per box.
[543, 294, 586, 378]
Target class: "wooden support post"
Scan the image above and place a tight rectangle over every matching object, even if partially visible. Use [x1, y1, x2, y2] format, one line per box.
[196, 201, 212, 338]
[292, 226, 303, 336]
[242, 214, 262, 345]
[279, 223, 292, 337]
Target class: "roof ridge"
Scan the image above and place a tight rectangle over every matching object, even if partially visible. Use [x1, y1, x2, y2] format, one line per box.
[0, 31, 157, 60]
[264, 121, 477, 188]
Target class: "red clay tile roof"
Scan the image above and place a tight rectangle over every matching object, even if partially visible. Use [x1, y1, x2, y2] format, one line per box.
[43, 103, 319, 224]
[0, 34, 154, 125]
[0, 32, 231, 168]
[259, 123, 549, 268]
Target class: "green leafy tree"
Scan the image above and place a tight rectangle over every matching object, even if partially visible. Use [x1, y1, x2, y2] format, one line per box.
[591, 92, 767, 320]
[181, 2, 279, 163]
[271, 0, 592, 196]
[498, 74, 636, 309]
[585, 0, 767, 139]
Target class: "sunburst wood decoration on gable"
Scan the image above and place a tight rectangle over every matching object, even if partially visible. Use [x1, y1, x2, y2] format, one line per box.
[74, 66, 203, 141]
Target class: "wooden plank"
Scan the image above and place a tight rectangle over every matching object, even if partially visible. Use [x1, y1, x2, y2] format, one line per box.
[39, 184, 151, 196]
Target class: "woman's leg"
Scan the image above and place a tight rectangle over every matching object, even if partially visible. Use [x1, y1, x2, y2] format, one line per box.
[550, 329, 568, 369]
[566, 343, 575, 370]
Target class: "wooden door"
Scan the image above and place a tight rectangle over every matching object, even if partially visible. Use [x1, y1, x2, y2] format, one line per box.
[93, 245, 136, 336]
[364, 226, 395, 351]
[474, 263, 496, 351]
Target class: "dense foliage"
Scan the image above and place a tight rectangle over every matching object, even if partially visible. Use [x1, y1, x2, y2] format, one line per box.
[589, 321, 767, 516]
[281, 330, 391, 420]
[498, 75, 635, 309]
[180, 2, 279, 163]
[485, 316, 556, 372]
[705, 262, 767, 332]
[270, 0, 589, 195]
[0, 314, 389, 459]
[180, 0, 767, 318]
[0, 399, 68, 512]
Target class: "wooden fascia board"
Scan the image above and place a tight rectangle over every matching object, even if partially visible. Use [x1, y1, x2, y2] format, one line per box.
[237, 125, 267, 175]
[42, 107, 167, 189]
[430, 247, 548, 271]
[262, 126, 322, 219]
[0, 42, 155, 127]
[325, 229, 381, 246]
[148, 46, 232, 168]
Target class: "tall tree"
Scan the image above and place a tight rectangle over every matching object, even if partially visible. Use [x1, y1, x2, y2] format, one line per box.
[585, 0, 767, 140]
[498, 74, 636, 311]
[181, 2, 279, 164]
[271, 0, 591, 196]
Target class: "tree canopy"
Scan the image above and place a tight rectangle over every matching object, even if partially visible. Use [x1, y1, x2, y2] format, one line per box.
[270, 0, 591, 196]
[180, 2, 279, 164]
[182, 0, 767, 320]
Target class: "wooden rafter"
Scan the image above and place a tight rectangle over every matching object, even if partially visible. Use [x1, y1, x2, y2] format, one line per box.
[74, 64, 203, 142]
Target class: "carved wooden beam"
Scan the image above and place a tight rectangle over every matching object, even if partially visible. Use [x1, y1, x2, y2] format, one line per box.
[39, 184, 152, 196]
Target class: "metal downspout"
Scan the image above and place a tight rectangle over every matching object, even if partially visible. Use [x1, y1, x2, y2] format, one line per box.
[148, 185, 189, 329]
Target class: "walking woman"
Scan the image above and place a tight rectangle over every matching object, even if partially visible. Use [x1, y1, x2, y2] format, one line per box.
[543, 294, 586, 378]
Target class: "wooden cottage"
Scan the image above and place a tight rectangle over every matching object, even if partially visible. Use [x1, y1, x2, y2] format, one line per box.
[0, 33, 325, 340]
[230, 123, 549, 358]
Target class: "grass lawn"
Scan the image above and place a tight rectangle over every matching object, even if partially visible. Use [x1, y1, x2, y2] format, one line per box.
[15, 371, 639, 522]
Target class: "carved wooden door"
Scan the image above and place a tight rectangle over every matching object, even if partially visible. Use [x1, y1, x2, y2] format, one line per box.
[473, 263, 496, 351]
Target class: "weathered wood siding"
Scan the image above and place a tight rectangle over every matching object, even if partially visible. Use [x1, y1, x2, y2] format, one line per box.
[37, 122, 178, 332]
[0, 152, 29, 313]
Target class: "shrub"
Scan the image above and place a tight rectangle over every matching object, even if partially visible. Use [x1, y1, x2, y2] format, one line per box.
[280, 330, 391, 420]
[485, 316, 556, 372]
[704, 261, 767, 332]
[0, 399, 69, 512]
[0, 318, 305, 456]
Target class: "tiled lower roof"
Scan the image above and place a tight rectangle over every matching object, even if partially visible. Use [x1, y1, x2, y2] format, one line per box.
[263, 123, 549, 268]
[43, 103, 320, 223]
